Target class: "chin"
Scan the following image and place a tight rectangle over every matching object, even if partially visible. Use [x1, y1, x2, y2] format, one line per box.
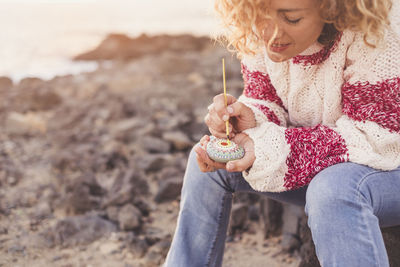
[267, 52, 291, 62]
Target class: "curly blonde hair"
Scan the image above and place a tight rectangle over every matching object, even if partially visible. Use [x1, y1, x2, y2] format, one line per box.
[214, 0, 393, 56]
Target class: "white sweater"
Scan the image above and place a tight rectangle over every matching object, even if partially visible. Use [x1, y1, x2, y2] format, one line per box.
[238, 25, 400, 192]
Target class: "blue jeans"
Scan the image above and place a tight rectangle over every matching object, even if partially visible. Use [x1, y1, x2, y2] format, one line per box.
[164, 148, 400, 267]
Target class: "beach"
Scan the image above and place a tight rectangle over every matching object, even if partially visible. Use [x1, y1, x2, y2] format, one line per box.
[2, 1, 399, 266]
[0, 33, 305, 266]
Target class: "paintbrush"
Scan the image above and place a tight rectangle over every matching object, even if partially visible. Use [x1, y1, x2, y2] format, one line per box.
[222, 58, 230, 143]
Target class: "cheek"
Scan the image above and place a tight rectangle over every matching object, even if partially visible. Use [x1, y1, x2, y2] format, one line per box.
[291, 23, 324, 47]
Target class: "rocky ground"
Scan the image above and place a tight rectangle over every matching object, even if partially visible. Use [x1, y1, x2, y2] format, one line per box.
[0, 34, 302, 267]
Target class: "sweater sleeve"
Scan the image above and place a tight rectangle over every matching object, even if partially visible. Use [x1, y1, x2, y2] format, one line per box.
[238, 53, 289, 128]
[241, 30, 400, 193]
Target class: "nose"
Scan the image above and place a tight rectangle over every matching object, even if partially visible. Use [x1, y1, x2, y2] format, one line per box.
[263, 20, 285, 43]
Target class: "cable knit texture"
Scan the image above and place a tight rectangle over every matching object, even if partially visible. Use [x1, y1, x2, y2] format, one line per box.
[238, 20, 400, 192]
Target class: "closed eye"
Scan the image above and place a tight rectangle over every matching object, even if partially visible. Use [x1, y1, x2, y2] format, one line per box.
[284, 16, 302, 25]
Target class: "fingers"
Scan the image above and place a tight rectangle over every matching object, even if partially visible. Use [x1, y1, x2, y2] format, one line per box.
[195, 136, 226, 172]
[205, 105, 235, 139]
[226, 133, 256, 172]
[226, 152, 254, 172]
[226, 101, 247, 117]
[199, 135, 210, 148]
[213, 94, 237, 118]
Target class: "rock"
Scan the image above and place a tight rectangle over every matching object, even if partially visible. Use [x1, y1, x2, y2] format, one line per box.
[230, 203, 248, 231]
[140, 136, 171, 153]
[0, 163, 23, 186]
[156, 112, 191, 132]
[118, 204, 142, 231]
[157, 52, 194, 75]
[0, 33, 246, 265]
[51, 214, 117, 247]
[18, 77, 43, 89]
[109, 117, 144, 138]
[281, 204, 303, 235]
[134, 154, 167, 173]
[144, 227, 165, 246]
[30, 89, 62, 111]
[99, 242, 120, 255]
[133, 197, 151, 217]
[7, 244, 25, 254]
[0, 226, 8, 235]
[144, 239, 171, 267]
[65, 173, 105, 214]
[13, 81, 62, 111]
[260, 198, 283, 238]
[96, 142, 130, 171]
[382, 226, 400, 267]
[248, 204, 260, 221]
[74, 33, 212, 61]
[156, 166, 184, 181]
[0, 76, 13, 91]
[104, 168, 148, 207]
[279, 204, 303, 252]
[129, 235, 149, 258]
[281, 233, 301, 253]
[187, 72, 206, 86]
[106, 206, 120, 222]
[34, 201, 52, 220]
[188, 121, 208, 142]
[162, 131, 193, 151]
[154, 177, 183, 203]
[5, 112, 46, 135]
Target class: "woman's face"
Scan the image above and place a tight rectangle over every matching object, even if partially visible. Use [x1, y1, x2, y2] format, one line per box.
[263, 0, 325, 62]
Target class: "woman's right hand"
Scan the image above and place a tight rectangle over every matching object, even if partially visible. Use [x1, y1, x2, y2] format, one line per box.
[205, 93, 256, 138]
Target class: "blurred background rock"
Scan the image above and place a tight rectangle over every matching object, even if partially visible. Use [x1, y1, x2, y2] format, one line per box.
[0, 1, 398, 266]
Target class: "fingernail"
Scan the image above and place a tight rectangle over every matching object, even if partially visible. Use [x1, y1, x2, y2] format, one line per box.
[222, 115, 229, 121]
[227, 106, 233, 114]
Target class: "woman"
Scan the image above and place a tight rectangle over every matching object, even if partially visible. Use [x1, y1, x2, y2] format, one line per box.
[164, 0, 400, 266]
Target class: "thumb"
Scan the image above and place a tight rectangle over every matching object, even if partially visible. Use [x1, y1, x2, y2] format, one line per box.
[226, 151, 255, 172]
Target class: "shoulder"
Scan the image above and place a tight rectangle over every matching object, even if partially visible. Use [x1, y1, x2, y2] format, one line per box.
[240, 50, 267, 73]
[345, 28, 400, 83]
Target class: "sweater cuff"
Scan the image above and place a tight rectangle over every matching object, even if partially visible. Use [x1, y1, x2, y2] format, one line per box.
[238, 95, 288, 127]
[242, 123, 291, 192]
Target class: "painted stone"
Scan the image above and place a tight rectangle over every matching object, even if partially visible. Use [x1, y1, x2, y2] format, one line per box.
[206, 136, 245, 163]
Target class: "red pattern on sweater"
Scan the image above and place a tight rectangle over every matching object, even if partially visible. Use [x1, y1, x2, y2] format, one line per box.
[292, 32, 342, 66]
[251, 103, 281, 125]
[284, 125, 349, 190]
[241, 64, 284, 108]
[342, 77, 400, 133]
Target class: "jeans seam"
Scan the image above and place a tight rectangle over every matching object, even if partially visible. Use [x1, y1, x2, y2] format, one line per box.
[356, 169, 400, 219]
[205, 192, 230, 267]
[356, 171, 384, 267]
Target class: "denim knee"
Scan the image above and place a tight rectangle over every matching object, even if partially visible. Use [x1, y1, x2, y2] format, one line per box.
[305, 162, 364, 218]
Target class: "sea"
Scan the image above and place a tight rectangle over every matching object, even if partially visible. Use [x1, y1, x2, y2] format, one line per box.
[0, 0, 220, 82]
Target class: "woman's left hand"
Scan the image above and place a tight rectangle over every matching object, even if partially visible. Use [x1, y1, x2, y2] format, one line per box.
[194, 133, 256, 172]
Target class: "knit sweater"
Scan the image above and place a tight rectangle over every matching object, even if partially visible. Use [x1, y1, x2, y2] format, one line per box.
[238, 24, 400, 192]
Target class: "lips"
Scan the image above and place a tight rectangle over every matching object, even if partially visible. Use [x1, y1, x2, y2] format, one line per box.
[270, 43, 290, 52]
[271, 43, 290, 47]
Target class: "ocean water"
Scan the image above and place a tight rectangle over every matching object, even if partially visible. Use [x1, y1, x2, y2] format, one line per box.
[0, 0, 219, 82]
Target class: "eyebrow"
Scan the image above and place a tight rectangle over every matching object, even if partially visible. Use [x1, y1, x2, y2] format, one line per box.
[277, 8, 308, 12]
